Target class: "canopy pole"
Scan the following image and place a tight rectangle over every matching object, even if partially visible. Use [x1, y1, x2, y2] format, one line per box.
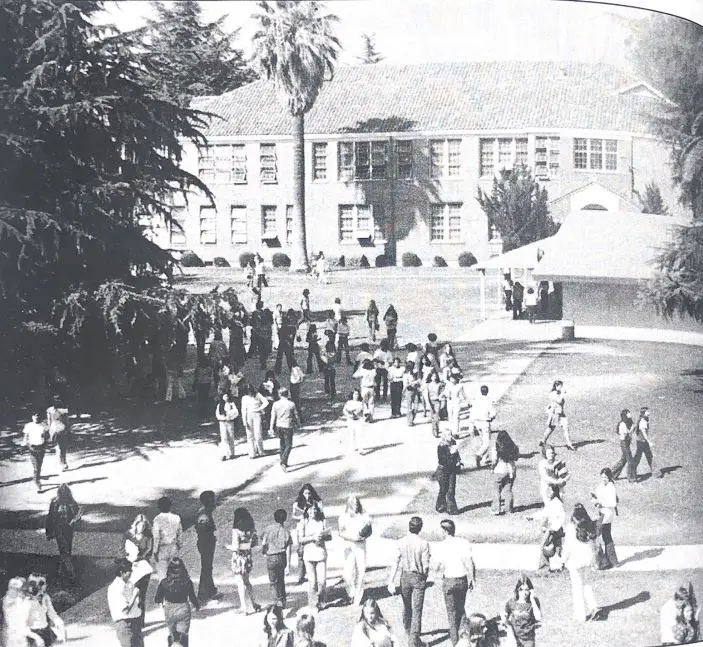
[479, 269, 487, 320]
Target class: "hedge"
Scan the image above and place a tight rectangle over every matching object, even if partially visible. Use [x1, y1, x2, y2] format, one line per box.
[239, 251, 255, 268]
[457, 251, 478, 267]
[433, 255, 447, 267]
[375, 254, 388, 268]
[213, 257, 230, 268]
[180, 251, 205, 267]
[272, 252, 291, 268]
[401, 252, 422, 267]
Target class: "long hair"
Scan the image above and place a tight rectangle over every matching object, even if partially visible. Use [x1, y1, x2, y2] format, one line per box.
[129, 514, 152, 539]
[217, 394, 230, 417]
[495, 430, 519, 463]
[383, 304, 397, 320]
[571, 503, 597, 542]
[345, 495, 363, 515]
[618, 408, 634, 432]
[600, 467, 614, 483]
[358, 598, 390, 638]
[232, 507, 255, 532]
[295, 483, 321, 510]
[55, 483, 75, 504]
[160, 558, 191, 596]
[551, 380, 563, 392]
[304, 501, 325, 522]
[263, 603, 286, 637]
[513, 574, 534, 600]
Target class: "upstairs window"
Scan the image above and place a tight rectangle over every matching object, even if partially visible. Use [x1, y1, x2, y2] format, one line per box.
[169, 206, 187, 246]
[312, 143, 327, 180]
[338, 141, 388, 181]
[480, 138, 528, 176]
[430, 139, 462, 179]
[535, 137, 560, 178]
[198, 144, 247, 184]
[574, 138, 618, 171]
[260, 143, 277, 183]
[396, 140, 413, 180]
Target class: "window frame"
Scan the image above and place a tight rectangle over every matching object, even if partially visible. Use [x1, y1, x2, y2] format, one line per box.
[261, 205, 278, 238]
[312, 142, 328, 181]
[573, 138, 618, 171]
[199, 206, 217, 246]
[480, 138, 528, 177]
[230, 205, 247, 245]
[338, 204, 381, 243]
[337, 141, 388, 181]
[535, 136, 560, 179]
[197, 144, 247, 184]
[429, 202, 463, 243]
[259, 143, 278, 184]
[285, 205, 294, 246]
[396, 140, 413, 180]
[430, 139, 462, 179]
[169, 206, 187, 247]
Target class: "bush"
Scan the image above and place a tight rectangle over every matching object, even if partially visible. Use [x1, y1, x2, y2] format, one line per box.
[401, 252, 422, 267]
[457, 251, 478, 267]
[433, 255, 447, 267]
[180, 250, 204, 267]
[375, 254, 388, 268]
[327, 255, 345, 269]
[213, 256, 230, 268]
[271, 252, 291, 268]
[239, 251, 255, 268]
[346, 255, 369, 269]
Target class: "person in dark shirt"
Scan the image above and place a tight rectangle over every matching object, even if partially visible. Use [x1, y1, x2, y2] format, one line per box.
[195, 491, 219, 603]
[274, 310, 298, 374]
[260, 509, 293, 608]
[436, 430, 461, 515]
[155, 557, 200, 647]
[251, 301, 274, 369]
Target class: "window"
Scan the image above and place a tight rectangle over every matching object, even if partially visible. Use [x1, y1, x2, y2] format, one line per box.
[312, 143, 327, 180]
[429, 203, 462, 242]
[260, 143, 277, 183]
[338, 204, 380, 241]
[535, 137, 560, 178]
[199, 206, 217, 245]
[430, 139, 462, 178]
[261, 205, 277, 237]
[373, 204, 386, 241]
[169, 207, 186, 246]
[480, 138, 528, 176]
[396, 140, 413, 179]
[337, 141, 388, 181]
[573, 138, 618, 171]
[197, 144, 246, 184]
[285, 205, 294, 245]
[230, 205, 247, 244]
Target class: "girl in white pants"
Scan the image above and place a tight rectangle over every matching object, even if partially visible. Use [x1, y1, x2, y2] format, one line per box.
[338, 495, 372, 606]
[240, 384, 268, 458]
[562, 503, 600, 622]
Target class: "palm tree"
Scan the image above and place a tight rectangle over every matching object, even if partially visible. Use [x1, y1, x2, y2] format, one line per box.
[252, 1, 340, 271]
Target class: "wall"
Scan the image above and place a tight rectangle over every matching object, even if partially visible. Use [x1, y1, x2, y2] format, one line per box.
[561, 281, 703, 332]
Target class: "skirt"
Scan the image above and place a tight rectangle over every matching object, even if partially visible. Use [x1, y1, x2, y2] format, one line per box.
[163, 600, 191, 634]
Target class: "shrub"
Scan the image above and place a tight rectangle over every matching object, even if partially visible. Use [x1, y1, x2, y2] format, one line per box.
[375, 254, 388, 268]
[239, 251, 255, 268]
[401, 252, 422, 267]
[180, 250, 204, 267]
[433, 255, 447, 267]
[213, 256, 230, 268]
[327, 255, 345, 269]
[271, 252, 291, 268]
[457, 251, 478, 267]
[346, 255, 369, 269]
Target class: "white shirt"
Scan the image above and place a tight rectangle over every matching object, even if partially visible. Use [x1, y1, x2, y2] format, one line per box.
[388, 365, 405, 382]
[435, 536, 475, 580]
[540, 497, 566, 532]
[23, 421, 47, 446]
[373, 349, 391, 369]
[354, 367, 376, 389]
[594, 481, 617, 524]
[333, 303, 343, 321]
[107, 577, 141, 622]
[470, 394, 496, 422]
[152, 512, 183, 553]
[356, 350, 373, 365]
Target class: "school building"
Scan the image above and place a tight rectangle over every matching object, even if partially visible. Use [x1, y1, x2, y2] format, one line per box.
[153, 61, 678, 266]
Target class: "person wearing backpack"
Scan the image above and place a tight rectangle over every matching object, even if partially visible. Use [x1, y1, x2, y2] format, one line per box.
[492, 431, 519, 515]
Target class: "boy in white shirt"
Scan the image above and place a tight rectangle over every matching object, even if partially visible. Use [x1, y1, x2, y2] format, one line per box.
[152, 496, 183, 580]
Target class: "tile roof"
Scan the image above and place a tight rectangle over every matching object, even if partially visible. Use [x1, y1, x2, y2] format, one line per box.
[533, 211, 688, 282]
[474, 236, 558, 271]
[193, 61, 662, 138]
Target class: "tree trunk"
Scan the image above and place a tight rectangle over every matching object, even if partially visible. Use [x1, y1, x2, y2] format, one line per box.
[290, 112, 309, 272]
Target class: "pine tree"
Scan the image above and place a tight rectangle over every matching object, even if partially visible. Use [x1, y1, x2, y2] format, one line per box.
[358, 33, 384, 64]
[634, 182, 669, 215]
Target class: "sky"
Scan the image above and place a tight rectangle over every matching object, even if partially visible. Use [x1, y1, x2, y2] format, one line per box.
[101, 0, 702, 72]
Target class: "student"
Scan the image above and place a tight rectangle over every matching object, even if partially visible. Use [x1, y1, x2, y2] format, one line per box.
[333, 297, 344, 324]
[354, 343, 373, 372]
[611, 409, 636, 483]
[270, 388, 300, 472]
[306, 324, 324, 374]
[215, 393, 239, 461]
[591, 468, 619, 569]
[525, 287, 538, 324]
[541, 380, 575, 451]
[27, 573, 67, 646]
[501, 575, 542, 647]
[354, 359, 377, 423]
[492, 431, 519, 515]
[402, 362, 422, 427]
[46, 395, 70, 472]
[154, 558, 199, 647]
[241, 384, 268, 459]
[470, 385, 497, 466]
[388, 357, 406, 418]
[372, 340, 391, 402]
[343, 389, 365, 455]
[336, 317, 352, 365]
[435, 430, 461, 515]
[260, 509, 293, 608]
[323, 310, 337, 346]
[366, 300, 380, 342]
[195, 491, 219, 603]
[272, 304, 284, 351]
[444, 374, 467, 437]
[383, 305, 398, 350]
[227, 508, 261, 615]
[321, 341, 338, 400]
[502, 274, 513, 312]
[289, 362, 305, 421]
[632, 407, 662, 479]
[300, 289, 311, 323]
[297, 502, 330, 611]
[152, 496, 183, 581]
[426, 372, 445, 438]
[23, 413, 48, 493]
[338, 496, 373, 606]
[107, 559, 142, 647]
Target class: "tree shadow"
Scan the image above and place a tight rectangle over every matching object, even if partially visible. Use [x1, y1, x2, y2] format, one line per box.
[595, 590, 650, 620]
[287, 455, 344, 472]
[617, 548, 663, 567]
[457, 500, 492, 514]
[573, 439, 605, 449]
[361, 442, 402, 456]
[512, 501, 543, 513]
[660, 465, 682, 477]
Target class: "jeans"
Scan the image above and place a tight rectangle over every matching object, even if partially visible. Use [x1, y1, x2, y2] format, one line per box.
[197, 539, 216, 601]
[429, 400, 441, 437]
[632, 440, 658, 477]
[336, 335, 352, 364]
[436, 466, 458, 514]
[343, 540, 367, 604]
[274, 342, 295, 373]
[28, 446, 45, 487]
[289, 382, 302, 421]
[165, 371, 186, 401]
[399, 571, 426, 647]
[324, 368, 336, 397]
[244, 414, 264, 458]
[114, 618, 143, 647]
[443, 576, 468, 645]
[493, 473, 514, 514]
[386, 327, 397, 349]
[306, 346, 323, 373]
[599, 522, 618, 568]
[474, 421, 491, 461]
[612, 439, 636, 482]
[305, 559, 327, 609]
[374, 368, 388, 401]
[54, 433, 69, 469]
[277, 427, 294, 467]
[567, 565, 597, 622]
[233, 571, 258, 614]
[266, 553, 287, 606]
[390, 382, 403, 416]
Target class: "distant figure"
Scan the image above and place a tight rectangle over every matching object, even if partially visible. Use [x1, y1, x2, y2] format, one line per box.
[512, 282, 524, 320]
[502, 275, 513, 312]
[383, 305, 398, 350]
[525, 287, 538, 323]
[22, 413, 48, 493]
[255, 253, 268, 288]
[46, 395, 70, 472]
[45, 484, 82, 583]
[366, 300, 380, 342]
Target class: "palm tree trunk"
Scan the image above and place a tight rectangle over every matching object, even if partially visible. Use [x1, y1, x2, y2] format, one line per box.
[290, 112, 308, 272]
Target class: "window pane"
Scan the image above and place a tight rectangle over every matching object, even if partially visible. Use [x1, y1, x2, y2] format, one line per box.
[199, 206, 217, 245]
[338, 142, 354, 181]
[480, 139, 494, 176]
[198, 147, 214, 181]
[373, 204, 385, 241]
[285, 205, 294, 245]
[170, 206, 187, 245]
[396, 140, 413, 179]
[261, 205, 277, 234]
[430, 203, 444, 241]
[605, 139, 618, 171]
[313, 143, 327, 180]
[339, 205, 354, 240]
[371, 141, 387, 179]
[549, 137, 560, 177]
[589, 139, 603, 170]
[260, 144, 277, 183]
[232, 145, 247, 183]
[574, 138, 587, 169]
[515, 138, 528, 167]
[447, 203, 462, 241]
[430, 140, 444, 178]
[447, 140, 461, 176]
[230, 205, 247, 244]
[498, 138, 512, 166]
[355, 142, 370, 180]
[357, 205, 371, 232]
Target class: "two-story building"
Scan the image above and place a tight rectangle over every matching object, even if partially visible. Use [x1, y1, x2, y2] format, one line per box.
[155, 61, 677, 266]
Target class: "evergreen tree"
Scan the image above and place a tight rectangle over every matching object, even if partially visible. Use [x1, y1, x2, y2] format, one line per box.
[357, 33, 384, 64]
[634, 182, 669, 215]
[145, 0, 257, 105]
[476, 166, 559, 252]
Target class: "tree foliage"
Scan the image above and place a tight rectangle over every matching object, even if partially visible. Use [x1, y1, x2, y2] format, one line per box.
[628, 14, 703, 321]
[145, 0, 257, 106]
[476, 166, 559, 252]
[357, 33, 384, 64]
[634, 182, 669, 214]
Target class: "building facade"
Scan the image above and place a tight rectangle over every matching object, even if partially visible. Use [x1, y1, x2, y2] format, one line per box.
[154, 62, 678, 266]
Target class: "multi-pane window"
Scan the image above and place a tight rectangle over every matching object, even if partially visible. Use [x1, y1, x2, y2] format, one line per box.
[312, 143, 327, 180]
[199, 206, 217, 245]
[373, 204, 386, 241]
[198, 144, 246, 184]
[430, 139, 462, 178]
[396, 140, 413, 179]
[535, 137, 560, 178]
[480, 138, 528, 176]
[285, 205, 294, 245]
[261, 205, 277, 236]
[169, 206, 187, 246]
[337, 141, 388, 181]
[573, 138, 618, 171]
[260, 143, 277, 183]
[429, 203, 462, 242]
[338, 204, 379, 241]
[230, 205, 247, 244]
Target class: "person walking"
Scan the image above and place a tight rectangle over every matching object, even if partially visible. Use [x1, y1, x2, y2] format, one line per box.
[45, 484, 82, 583]
[611, 409, 636, 483]
[292, 485, 323, 586]
[152, 496, 183, 582]
[444, 374, 467, 437]
[274, 311, 297, 374]
[590, 468, 619, 569]
[289, 361, 305, 422]
[434, 519, 475, 646]
[193, 358, 214, 420]
[270, 388, 300, 472]
[354, 359, 377, 423]
[561, 504, 599, 623]
[241, 384, 268, 459]
[492, 430, 519, 515]
[537, 445, 570, 506]
[338, 495, 373, 606]
[262, 604, 294, 647]
[366, 300, 380, 342]
[372, 340, 391, 403]
[383, 305, 399, 350]
[23, 413, 48, 493]
[124, 514, 154, 627]
[195, 490, 219, 603]
[2, 576, 47, 647]
[300, 289, 311, 323]
[387, 516, 431, 647]
[541, 380, 575, 451]
[531, 485, 566, 572]
[316, 252, 328, 285]
[154, 558, 199, 647]
[402, 362, 422, 427]
[255, 253, 268, 289]
[107, 559, 143, 647]
[426, 372, 445, 438]
[351, 599, 398, 647]
[251, 301, 274, 369]
[46, 395, 70, 472]
[26, 573, 67, 646]
[470, 385, 497, 466]
[525, 287, 538, 324]
[343, 390, 365, 455]
[297, 502, 330, 611]
[272, 304, 284, 352]
[632, 406, 662, 479]
[321, 341, 338, 401]
[501, 575, 542, 647]
[388, 357, 405, 419]
[502, 275, 513, 313]
[305, 324, 324, 374]
[336, 317, 353, 365]
[215, 393, 239, 461]
[435, 430, 461, 515]
[227, 507, 262, 615]
[260, 509, 293, 608]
